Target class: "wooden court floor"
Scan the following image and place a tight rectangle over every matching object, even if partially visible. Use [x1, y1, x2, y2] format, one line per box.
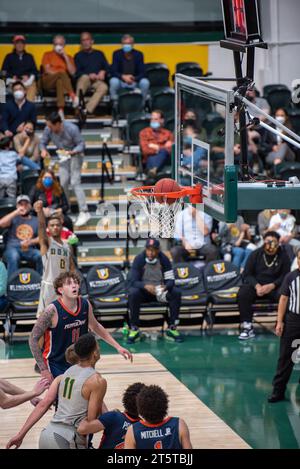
[0, 353, 250, 449]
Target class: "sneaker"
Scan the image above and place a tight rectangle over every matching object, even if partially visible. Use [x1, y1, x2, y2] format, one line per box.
[238, 322, 255, 340]
[74, 211, 91, 227]
[127, 328, 140, 344]
[72, 95, 80, 108]
[165, 326, 184, 343]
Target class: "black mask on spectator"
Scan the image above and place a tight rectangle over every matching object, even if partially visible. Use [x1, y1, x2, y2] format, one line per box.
[184, 118, 196, 127]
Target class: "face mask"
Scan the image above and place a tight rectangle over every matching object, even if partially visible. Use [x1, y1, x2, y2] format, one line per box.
[25, 129, 34, 137]
[14, 90, 25, 100]
[145, 257, 158, 264]
[43, 177, 53, 188]
[279, 212, 288, 219]
[150, 121, 160, 130]
[183, 136, 192, 145]
[122, 44, 133, 53]
[184, 118, 196, 127]
[54, 44, 64, 53]
[275, 116, 285, 124]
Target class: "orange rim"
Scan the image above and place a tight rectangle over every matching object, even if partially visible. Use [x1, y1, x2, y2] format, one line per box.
[130, 184, 203, 203]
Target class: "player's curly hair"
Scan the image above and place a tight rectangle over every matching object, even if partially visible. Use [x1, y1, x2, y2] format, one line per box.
[54, 271, 81, 295]
[137, 385, 169, 424]
[122, 382, 146, 419]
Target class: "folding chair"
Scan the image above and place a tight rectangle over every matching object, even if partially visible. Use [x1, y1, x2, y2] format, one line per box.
[7, 268, 41, 342]
[204, 260, 242, 328]
[86, 265, 128, 329]
[174, 262, 208, 327]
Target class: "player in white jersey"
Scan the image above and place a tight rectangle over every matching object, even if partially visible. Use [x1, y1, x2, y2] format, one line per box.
[34, 200, 75, 316]
[6, 333, 107, 449]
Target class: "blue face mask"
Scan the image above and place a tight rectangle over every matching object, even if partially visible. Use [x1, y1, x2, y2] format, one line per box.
[183, 136, 192, 145]
[150, 121, 160, 130]
[43, 177, 53, 188]
[123, 44, 133, 53]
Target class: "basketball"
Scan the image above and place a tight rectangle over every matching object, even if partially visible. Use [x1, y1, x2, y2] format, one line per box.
[153, 178, 181, 204]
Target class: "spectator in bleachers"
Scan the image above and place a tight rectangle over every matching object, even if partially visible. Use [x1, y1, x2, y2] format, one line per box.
[171, 204, 218, 263]
[0, 136, 18, 198]
[139, 110, 173, 175]
[257, 209, 277, 236]
[41, 35, 78, 117]
[0, 258, 8, 312]
[29, 168, 73, 231]
[2, 35, 38, 103]
[75, 32, 109, 115]
[0, 81, 36, 136]
[268, 209, 300, 258]
[109, 34, 149, 103]
[238, 231, 290, 340]
[265, 108, 295, 168]
[183, 109, 206, 138]
[218, 216, 255, 270]
[0, 194, 43, 279]
[127, 239, 183, 344]
[13, 120, 41, 170]
[181, 122, 208, 178]
[40, 112, 90, 227]
[246, 87, 270, 121]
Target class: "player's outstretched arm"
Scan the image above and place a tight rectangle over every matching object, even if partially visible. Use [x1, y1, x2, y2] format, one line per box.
[124, 425, 136, 449]
[0, 378, 27, 396]
[33, 200, 49, 256]
[6, 376, 61, 449]
[0, 378, 48, 410]
[29, 305, 57, 383]
[88, 303, 133, 361]
[179, 418, 193, 449]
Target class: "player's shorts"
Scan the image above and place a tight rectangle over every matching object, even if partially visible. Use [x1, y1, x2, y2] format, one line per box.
[39, 422, 87, 449]
[37, 281, 56, 317]
[49, 361, 69, 379]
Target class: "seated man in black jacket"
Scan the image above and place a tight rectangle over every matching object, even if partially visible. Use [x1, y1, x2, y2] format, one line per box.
[238, 231, 291, 340]
[127, 239, 182, 344]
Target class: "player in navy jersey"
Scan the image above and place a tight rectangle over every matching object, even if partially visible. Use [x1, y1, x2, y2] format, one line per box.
[125, 385, 192, 449]
[77, 382, 145, 449]
[268, 249, 300, 403]
[29, 271, 132, 384]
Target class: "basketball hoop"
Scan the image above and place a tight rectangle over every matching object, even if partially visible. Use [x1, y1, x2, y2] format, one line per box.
[130, 183, 202, 238]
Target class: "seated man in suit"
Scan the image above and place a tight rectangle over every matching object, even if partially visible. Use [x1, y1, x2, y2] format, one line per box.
[127, 239, 182, 344]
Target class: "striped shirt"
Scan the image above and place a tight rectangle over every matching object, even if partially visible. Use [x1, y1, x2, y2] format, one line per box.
[280, 269, 300, 314]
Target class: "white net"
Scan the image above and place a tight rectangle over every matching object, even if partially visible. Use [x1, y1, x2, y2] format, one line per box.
[130, 190, 183, 238]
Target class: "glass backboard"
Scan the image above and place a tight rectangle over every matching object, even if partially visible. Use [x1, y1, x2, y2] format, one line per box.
[175, 74, 237, 222]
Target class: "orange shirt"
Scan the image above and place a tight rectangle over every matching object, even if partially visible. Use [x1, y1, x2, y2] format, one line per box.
[139, 127, 173, 162]
[42, 50, 75, 74]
